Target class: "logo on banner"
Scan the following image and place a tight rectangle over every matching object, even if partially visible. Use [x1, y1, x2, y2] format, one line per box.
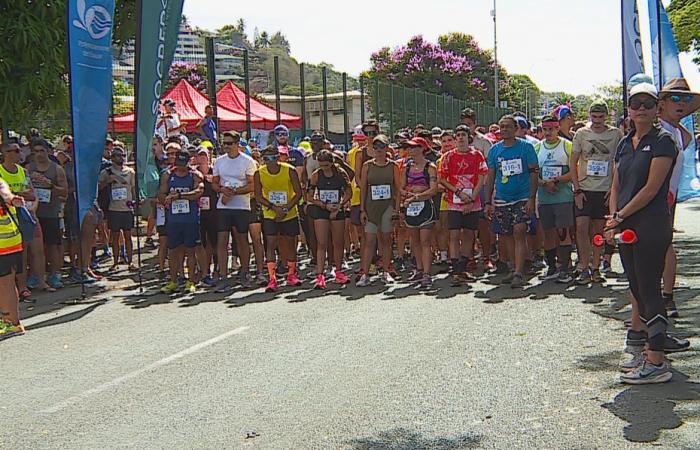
[72, 0, 112, 39]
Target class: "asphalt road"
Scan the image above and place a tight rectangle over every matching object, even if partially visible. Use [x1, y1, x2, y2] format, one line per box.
[3, 201, 700, 450]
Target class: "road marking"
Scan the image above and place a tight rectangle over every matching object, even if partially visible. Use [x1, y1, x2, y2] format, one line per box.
[40, 326, 249, 414]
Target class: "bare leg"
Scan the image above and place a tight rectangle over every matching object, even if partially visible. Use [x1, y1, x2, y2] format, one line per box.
[331, 220, 345, 271]
[249, 223, 265, 275]
[361, 233, 378, 274]
[420, 228, 433, 275]
[216, 231, 230, 281]
[314, 219, 330, 275]
[0, 271, 19, 324]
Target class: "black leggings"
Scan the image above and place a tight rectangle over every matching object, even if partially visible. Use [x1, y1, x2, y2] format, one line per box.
[618, 214, 672, 351]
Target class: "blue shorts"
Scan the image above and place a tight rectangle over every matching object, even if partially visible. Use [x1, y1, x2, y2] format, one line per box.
[166, 221, 201, 249]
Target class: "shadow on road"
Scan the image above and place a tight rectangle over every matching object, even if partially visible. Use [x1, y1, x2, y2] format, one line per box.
[346, 427, 482, 450]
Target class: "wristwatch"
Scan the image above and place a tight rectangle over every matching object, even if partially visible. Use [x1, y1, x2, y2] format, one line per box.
[612, 211, 624, 222]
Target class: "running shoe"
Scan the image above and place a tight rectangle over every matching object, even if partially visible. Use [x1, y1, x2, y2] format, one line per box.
[575, 269, 592, 285]
[266, 278, 278, 292]
[160, 281, 179, 294]
[600, 260, 612, 275]
[625, 329, 647, 351]
[26, 275, 38, 290]
[214, 280, 230, 293]
[483, 258, 495, 272]
[493, 260, 510, 275]
[408, 270, 423, 283]
[387, 265, 400, 280]
[356, 274, 371, 287]
[90, 258, 100, 270]
[335, 271, 350, 285]
[556, 271, 573, 284]
[201, 276, 217, 288]
[80, 273, 98, 284]
[0, 322, 25, 341]
[466, 258, 478, 273]
[420, 274, 433, 288]
[620, 350, 645, 373]
[286, 272, 302, 287]
[314, 274, 327, 290]
[539, 267, 559, 281]
[451, 273, 465, 286]
[354, 269, 365, 283]
[69, 268, 82, 283]
[501, 272, 515, 284]
[255, 273, 267, 286]
[341, 261, 350, 271]
[510, 273, 525, 289]
[664, 334, 690, 353]
[145, 237, 156, 248]
[591, 269, 605, 283]
[664, 295, 679, 318]
[620, 360, 672, 385]
[531, 257, 547, 270]
[394, 257, 405, 271]
[382, 272, 395, 284]
[47, 274, 63, 289]
[184, 280, 197, 294]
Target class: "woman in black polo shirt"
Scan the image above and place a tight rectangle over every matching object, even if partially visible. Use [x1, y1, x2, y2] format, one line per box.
[607, 82, 676, 384]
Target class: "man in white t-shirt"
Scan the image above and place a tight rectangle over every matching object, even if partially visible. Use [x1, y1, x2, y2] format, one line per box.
[213, 131, 257, 291]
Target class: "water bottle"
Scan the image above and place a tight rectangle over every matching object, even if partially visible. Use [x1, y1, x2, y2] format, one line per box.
[592, 229, 637, 247]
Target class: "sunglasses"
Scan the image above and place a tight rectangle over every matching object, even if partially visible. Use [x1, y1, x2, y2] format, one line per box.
[364, 130, 379, 137]
[455, 132, 469, 137]
[629, 97, 658, 110]
[666, 94, 694, 104]
[372, 143, 387, 150]
[222, 141, 237, 146]
[262, 155, 279, 162]
[32, 147, 47, 153]
[275, 132, 289, 137]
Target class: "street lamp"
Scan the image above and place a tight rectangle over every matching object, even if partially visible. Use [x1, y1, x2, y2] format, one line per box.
[491, 0, 499, 110]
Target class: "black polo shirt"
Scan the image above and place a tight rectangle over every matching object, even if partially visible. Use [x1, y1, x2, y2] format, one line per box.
[614, 125, 676, 218]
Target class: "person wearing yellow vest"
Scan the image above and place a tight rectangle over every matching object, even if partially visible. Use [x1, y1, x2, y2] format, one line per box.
[0, 176, 26, 340]
[254, 145, 303, 292]
[346, 131, 367, 257]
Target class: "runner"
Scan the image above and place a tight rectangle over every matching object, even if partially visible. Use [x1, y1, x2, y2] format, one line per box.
[346, 130, 367, 259]
[571, 100, 623, 284]
[400, 138, 438, 287]
[159, 149, 203, 294]
[213, 131, 257, 291]
[301, 131, 326, 269]
[195, 105, 219, 150]
[0, 178, 26, 341]
[439, 125, 489, 285]
[357, 134, 401, 287]
[98, 146, 137, 271]
[254, 146, 303, 292]
[194, 146, 218, 287]
[484, 116, 539, 288]
[554, 104, 576, 141]
[435, 130, 456, 268]
[27, 139, 68, 290]
[307, 150, 352, 289]
[534, 116, 575, 282]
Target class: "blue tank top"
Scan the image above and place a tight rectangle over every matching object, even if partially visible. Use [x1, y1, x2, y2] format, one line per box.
[166, 171, 199, 223]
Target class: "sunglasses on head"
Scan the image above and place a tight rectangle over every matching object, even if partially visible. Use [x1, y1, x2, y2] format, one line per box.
[666, 94, 694, 104]
[275, 131, 289, 137]
[364, 130, 379, 137]
[629, 97, 657, 111]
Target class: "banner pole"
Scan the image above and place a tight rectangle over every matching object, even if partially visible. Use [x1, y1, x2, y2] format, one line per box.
[656, 0, 663, 85]
[132, 0, 145, 293]
[620, 0, 628, 117]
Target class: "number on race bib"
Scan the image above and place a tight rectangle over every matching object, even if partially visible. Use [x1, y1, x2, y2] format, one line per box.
[319, 190, 339, 204]
[370, 184, 391, 201]
[36, 188, 51, 204]
[500, 159, 523, 177]
[541, 166, 562, 181]
[269, 191, 288, 205]
[406, 202, 424, 217]
[171, 199, 190, 215]
[199, 197, 210, 211]
[111, 187, 127, 201]
[586, 160, 608, 177]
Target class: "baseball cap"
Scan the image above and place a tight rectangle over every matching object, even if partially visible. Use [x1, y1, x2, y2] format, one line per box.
[274, 124, 289, 133]
[163, 99, 176, 107]
[372, 134, 390, 146]
[196, 146, 209, 156]
[175, 150, 191, 166]
[629, 82, 659, 100]
[404, 137, 431, 150]
[589, 100, 609, 114]
[628, 73, 654, 90]
[431, 127, 443, 136]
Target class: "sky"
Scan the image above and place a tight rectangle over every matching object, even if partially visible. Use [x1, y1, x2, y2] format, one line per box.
[183, 0, 700, 96]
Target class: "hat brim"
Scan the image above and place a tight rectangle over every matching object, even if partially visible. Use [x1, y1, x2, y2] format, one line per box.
[660, 91, 700, 115]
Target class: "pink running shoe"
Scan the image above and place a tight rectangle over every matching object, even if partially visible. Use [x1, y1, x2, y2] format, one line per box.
[335, 271, 350, 285]
[286, 273, 302, 287]
[314, 274, 327, 290]
[266, 278, 278, 292]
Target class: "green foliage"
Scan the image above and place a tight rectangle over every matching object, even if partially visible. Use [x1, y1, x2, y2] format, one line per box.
[668, 0, 700, 64]
[504, 74, 541, 116]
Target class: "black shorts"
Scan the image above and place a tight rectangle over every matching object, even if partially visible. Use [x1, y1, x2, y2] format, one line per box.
[447, 210, 479, 231]
[38, 217, 63, 246]
[200, 211, 218, 247]
[575, 190, 608, 220]
[308, 205, 347, 221]
[250, 199, 263, 224]
[262, 218, 300, 236]
[492, 201, 530, 235]
[0, 251, 23, 277]
[404, 200, 435, 229]
[218, 209, 252, 234]
[107, 211, 134, 231]
[350, 205, 362, 226]
[157, 225, 167, 237]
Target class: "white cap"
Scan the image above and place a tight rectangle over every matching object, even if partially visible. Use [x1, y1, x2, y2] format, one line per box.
[629, 82, 659, 100]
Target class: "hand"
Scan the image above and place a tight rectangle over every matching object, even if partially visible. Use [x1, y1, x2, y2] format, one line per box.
[327, 204, 339, 214]
[604, 226, 616, 241]
[457, 190, 473, 204]
[543, 181, 558, 193]
[360, 211, 368, 226]
[574, 191, 586, 210]
[11, 196, 25, 208]
[484, 204, 495, 220]
[273, 206, 286, 221]
[329, 210, 339, 221]
[525, 199, 535, 216]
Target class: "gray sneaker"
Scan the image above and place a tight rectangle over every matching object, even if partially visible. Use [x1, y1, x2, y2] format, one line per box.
[620, 351, 645, 373]
[556, 271, 573, 284]
[214, 280, 230, 293]
[620, 360, 672, 385]
[576, 268, 592, 285]
[356, 275, 371, 287]
[501, 271, 515, 284]
[256, 272, 267, 286]
[240, 272, 252, 289]
[510, 273, 525, 289]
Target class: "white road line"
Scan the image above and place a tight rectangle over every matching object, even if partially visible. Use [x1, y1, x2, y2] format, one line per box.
[40, 326, 249, 414]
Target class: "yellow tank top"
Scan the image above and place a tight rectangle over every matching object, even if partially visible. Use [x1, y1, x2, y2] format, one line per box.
[258, 163, 298, 220]
[347, 146, 361, 206]
[0, 164, 29, 194]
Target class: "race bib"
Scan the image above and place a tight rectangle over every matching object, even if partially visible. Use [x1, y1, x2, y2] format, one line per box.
[171, 199, 190, 215]
[36, 188, 51, 203]
[541, 166, 562, 181]
[453, 188, 473, 204]
[586, 160, 608, 177]
[500, 159, 523, 177]
[111, 187, 128, 201]
[269, 191, 288, 205]
[370, 184, 391, 201]
[406, 201, 425, 217]
[319, 190, 339, 204]
[199, 196, 211, 211]
[156, 204, 166, 226]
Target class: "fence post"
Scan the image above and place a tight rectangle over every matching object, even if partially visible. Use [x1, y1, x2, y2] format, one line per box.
[374, 78, 380, 122]
[342, 73, 349, 151]
[322, 66, 328, 134]
[359, 76, 365, 124]
[401, 85, 406, 130]
[389, 82, 395, 138]
[300, 63, 306, 135]
[442, 94, 446, 128]
[423, 91, 428, 126]
[451, 97, 455, 127]
[243, 50, 252, 138]
[413, 88, 418, 126]
[204, 37, 219, 134]
[274, 56, 281, 124]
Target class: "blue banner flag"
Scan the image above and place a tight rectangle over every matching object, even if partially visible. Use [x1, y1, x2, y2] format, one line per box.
[67, 0, 116, 223]
[621, 0, 645, 88]
[647, 0, 700, 202]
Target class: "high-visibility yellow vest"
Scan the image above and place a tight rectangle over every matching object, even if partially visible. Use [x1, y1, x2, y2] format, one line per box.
[0, 203, 22, 255]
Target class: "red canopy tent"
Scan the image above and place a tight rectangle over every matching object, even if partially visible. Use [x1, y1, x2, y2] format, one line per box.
[216, 81, 302, 129]
[109, 79, 264, 133]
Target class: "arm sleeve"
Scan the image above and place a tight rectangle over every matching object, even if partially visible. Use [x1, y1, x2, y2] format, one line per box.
[245, 158, 257, 176]
[477, 152, 489, 175]
[525, 143, 538, 166]
[653, 135, 677, 159]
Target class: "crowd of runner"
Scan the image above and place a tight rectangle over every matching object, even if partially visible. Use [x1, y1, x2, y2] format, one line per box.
[1, 75, 699, 384]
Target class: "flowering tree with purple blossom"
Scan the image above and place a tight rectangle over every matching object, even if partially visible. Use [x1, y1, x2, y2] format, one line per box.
[166, 62, 208, 93]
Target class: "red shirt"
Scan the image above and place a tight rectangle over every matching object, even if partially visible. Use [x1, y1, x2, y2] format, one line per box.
[439, 148, 488, 211]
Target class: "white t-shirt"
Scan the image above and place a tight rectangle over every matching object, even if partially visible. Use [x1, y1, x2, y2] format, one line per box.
[213, 152, 257, 210]
[165, 113, 182, 138]
[660, 119, 685, 195]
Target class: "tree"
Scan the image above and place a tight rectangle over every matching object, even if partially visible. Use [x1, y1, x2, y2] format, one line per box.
[0, 0, 136, 134]
[270, 31, 291, 55]
[166, 62, 208, 93]
[668, 0, 700, 64]
[504, 74, 542, 118]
